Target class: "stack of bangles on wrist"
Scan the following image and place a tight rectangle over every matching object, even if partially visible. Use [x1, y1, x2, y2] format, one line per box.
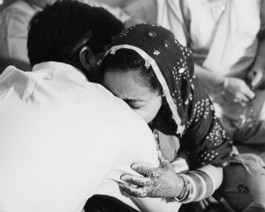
[173, 170, 215, 203]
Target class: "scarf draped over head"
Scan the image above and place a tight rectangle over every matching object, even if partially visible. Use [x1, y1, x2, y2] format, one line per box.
[103, 24, 232, 168]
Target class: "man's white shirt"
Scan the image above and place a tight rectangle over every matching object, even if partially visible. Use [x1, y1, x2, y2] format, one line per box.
[0, 62, 160, 212]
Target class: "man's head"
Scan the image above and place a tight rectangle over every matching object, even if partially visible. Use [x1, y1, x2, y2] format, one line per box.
[27, 0, 124, 81]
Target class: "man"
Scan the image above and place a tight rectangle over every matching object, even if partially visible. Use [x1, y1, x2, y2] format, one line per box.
[0, 1, 164, 211]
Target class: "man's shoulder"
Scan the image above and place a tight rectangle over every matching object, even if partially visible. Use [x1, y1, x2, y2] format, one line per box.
[0, 65, 34, 99]
[0, 65, 30, 83]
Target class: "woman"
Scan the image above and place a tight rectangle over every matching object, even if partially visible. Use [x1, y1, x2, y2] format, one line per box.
[99, 24, 232, 210]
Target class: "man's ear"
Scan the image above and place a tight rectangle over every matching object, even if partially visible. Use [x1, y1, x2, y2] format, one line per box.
[79, 46, 95, 71]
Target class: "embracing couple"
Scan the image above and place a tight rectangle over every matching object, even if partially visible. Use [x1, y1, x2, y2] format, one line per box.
[0, 1, 234, 212]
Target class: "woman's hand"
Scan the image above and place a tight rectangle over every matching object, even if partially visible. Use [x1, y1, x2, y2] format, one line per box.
[119, 157, 185, 198]
[222, 77, 255, 103]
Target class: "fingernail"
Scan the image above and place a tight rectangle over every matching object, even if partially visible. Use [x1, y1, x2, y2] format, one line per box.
[120, 175, 126, 180]
[131, 164, 138, 169]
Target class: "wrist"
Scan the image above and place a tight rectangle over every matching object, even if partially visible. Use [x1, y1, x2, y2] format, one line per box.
[174, 174, 190, 201]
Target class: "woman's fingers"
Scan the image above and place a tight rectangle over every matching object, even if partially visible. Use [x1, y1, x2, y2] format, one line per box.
[130, 163, 156, 177]
[120, 174, 152, 186]
[118, 182, 149, 198]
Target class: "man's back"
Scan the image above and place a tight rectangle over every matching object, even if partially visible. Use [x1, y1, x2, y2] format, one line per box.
[0, 62, 159, 212]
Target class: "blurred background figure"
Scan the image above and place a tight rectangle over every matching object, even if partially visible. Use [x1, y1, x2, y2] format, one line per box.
[0, 0, 58, 72]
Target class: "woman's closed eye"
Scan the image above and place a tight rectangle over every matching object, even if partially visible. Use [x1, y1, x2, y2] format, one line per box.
[124, 99, 142, 109]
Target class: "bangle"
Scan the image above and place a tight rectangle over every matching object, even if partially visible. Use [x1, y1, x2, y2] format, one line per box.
[172, 174, 195, 203]
[192, 170, 215, 197]
[185, 172, 206, 201]
[164, 174, 191, 203]
[173, 170, 215, 203]
[175, 174, 192, 201]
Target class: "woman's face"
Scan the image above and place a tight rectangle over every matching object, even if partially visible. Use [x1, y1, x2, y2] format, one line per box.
[103, 69, 162, 123]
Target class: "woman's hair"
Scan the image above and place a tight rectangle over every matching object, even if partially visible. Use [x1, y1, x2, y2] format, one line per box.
[100, 49, 162, 93]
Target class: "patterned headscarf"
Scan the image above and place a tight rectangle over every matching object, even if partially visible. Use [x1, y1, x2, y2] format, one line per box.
[101, 24, 232, 168]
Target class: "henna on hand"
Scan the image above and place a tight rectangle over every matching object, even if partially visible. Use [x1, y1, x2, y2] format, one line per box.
[119, 159, 185, 198]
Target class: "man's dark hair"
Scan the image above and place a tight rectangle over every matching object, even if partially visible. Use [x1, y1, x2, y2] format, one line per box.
[27, 0, 124, 68]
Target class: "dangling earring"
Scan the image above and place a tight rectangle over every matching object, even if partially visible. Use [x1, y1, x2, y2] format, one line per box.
[160, 92, 167, 106]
